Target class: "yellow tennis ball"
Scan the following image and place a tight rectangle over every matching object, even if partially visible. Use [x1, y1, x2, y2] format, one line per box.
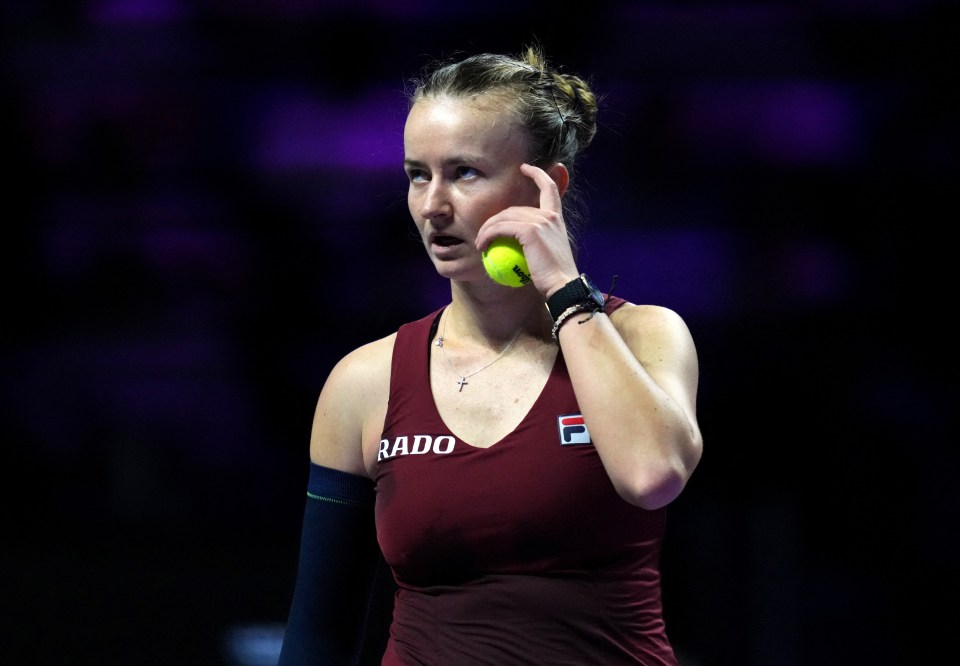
[482, 237, 532, 288]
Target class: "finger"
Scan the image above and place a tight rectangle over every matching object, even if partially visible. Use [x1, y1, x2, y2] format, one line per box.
[475, 207, 532, 250]
[520, 163, 562, 214]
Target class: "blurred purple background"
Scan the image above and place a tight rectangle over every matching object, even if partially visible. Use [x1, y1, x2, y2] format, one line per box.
[3, 2, 956, 665]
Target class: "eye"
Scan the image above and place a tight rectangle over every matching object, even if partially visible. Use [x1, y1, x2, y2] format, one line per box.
[455, 165, 479, 180]
[405, 167, 428, 183]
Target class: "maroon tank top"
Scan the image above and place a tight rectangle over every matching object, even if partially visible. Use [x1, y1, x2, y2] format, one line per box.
[375, 297, 679, 665]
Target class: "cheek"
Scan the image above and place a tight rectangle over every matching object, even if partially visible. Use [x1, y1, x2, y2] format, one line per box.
[407, 192, 428, 235]
[517, 179, 542, 207]
[407, 188, 420, 217]
[483, 187, 533, 218]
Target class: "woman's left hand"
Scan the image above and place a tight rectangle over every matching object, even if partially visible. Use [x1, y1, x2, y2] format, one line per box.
[475, 163, 581, 299]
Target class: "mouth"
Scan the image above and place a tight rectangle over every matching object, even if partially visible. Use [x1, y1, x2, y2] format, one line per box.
[430, 234, 464, 248]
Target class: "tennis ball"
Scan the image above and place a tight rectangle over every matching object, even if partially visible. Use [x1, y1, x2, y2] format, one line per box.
[482, 237, 532, 288]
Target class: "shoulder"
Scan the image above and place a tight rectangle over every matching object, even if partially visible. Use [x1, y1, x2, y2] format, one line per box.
[308, 332, 397, 474]
[324, 332, 397, 402]
[326, 305, 442, 396]
[308, 307, 445, 474]
[610, 301, 690, 331]
[611, 302, 700, 420]
[609, 302, 698, 358]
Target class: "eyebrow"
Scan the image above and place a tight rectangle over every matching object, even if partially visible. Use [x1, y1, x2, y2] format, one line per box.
[403, 155, 485, 169]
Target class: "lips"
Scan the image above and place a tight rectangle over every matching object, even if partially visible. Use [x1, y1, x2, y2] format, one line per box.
[432, 235, 463, 247]
[429, 234, 468, 261]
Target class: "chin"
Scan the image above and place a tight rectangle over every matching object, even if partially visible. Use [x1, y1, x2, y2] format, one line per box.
[433, 261, 482, 283]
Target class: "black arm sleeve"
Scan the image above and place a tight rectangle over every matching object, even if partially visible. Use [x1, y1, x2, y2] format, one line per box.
[277, 464, 396, 666]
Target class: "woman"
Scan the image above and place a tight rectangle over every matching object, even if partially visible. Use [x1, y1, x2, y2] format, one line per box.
[278, 46, 703, 665]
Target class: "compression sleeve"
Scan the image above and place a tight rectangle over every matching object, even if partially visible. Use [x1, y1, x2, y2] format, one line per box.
[277, 464, 395, 666]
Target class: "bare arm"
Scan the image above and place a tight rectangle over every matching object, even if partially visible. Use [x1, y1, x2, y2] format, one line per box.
[309, 334, 395, 478]
[558, 302, 702, 510]
[475, 163, 702, 510]
[278, 334, 395, 664]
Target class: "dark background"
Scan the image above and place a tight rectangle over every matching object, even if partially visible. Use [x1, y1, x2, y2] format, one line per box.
[3, 2, 957, 665]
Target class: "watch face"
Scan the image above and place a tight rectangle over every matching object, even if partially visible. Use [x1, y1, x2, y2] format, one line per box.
[583, 275, 605, 305]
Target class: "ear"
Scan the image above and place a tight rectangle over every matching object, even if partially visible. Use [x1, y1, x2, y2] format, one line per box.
[546, 162, 570, 197]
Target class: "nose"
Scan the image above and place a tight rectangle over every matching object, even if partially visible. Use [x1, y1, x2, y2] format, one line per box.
[417, 179, 452, 220]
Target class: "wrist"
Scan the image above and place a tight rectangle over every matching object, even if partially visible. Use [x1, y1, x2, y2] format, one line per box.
[546, 273, 605, 322]
[551, 301, 601, 342]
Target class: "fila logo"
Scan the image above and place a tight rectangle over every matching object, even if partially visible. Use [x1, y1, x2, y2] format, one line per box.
[558, 413, 592, 446]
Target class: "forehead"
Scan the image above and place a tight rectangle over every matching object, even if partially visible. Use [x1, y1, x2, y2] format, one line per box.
[404, 94, 527, 161]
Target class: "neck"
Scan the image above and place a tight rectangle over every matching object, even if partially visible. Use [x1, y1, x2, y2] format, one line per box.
[446, 283, 552, 345]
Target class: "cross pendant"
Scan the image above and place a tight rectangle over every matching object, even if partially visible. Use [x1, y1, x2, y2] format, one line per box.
[456, 376, 468, 392]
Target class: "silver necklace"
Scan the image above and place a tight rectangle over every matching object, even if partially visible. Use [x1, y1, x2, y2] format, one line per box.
[434, 313, 522, 392]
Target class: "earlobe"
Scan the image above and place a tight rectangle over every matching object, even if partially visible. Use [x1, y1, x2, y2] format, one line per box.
[547, 163, 570, 197]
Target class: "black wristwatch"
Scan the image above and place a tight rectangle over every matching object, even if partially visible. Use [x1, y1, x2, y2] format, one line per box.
[547, 273, 606, 322]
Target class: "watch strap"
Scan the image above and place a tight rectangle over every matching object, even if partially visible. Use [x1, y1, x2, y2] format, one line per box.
[547, 274, 604, 321]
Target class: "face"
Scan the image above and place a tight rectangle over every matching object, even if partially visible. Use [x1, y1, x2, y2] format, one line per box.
[403, 94, 539, 282]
